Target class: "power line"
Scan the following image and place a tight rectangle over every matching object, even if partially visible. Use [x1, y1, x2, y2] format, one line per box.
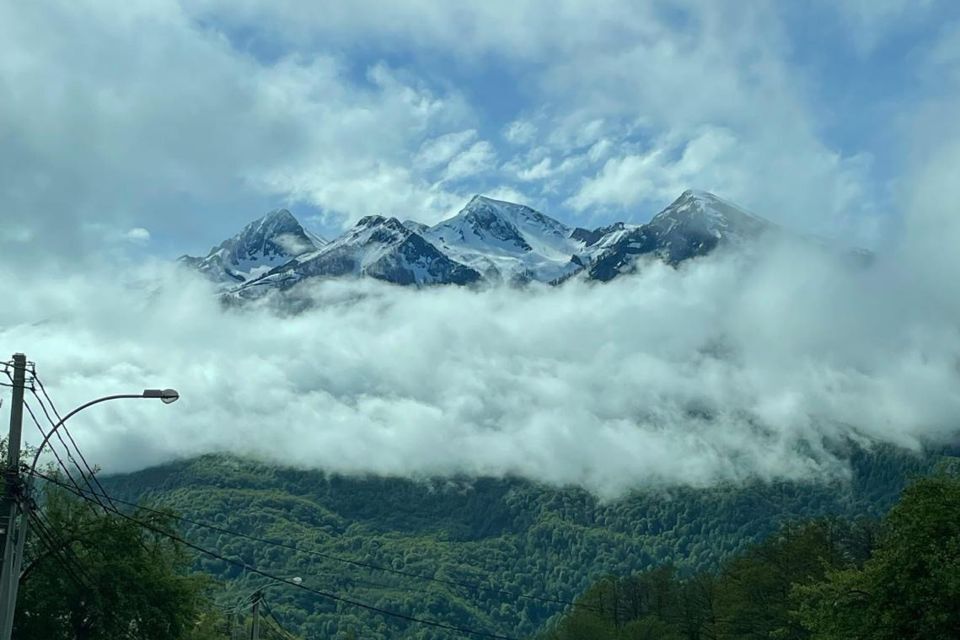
[24, 394, 107, 512]
[29, 506, 96, 587]
[32, 471, 519, 640]
[261, 598, 300, 640]
[30, 471, 592, 613]
[17, 370, 594, 615]
[31, 374, 117, 510]
[13, 370, 112, 521]
[13, 374, 627, 635]
[24, 507, 140, 640]
[24, 510, 89, 589]
[20, 399, 89, 501]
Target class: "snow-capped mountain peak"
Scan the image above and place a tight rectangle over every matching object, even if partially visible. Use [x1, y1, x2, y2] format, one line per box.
[178, 208, 326, 286]
[649, 190, 771, 243]
[584, 190, 776, 281]
[429, 196, 534, 252]
[233, 214, 482, 292]
[183, 189, 787, 294]
[424, 195, 581, 282]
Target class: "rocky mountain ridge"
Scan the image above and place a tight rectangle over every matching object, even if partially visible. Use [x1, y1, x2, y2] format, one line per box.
[179, 190, 777, 292]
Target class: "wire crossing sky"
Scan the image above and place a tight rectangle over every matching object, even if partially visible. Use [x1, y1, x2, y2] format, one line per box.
[3, 1, 960, 494]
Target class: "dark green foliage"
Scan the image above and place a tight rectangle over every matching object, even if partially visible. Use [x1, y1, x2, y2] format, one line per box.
[796, 473, 960, 639]
[101, 446, 938, 639]
[539, 469, 960, 640]
[13, 480, 229, 640]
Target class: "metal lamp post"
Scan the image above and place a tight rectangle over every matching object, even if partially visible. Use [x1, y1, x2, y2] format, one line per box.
[0, 353, 179, 640]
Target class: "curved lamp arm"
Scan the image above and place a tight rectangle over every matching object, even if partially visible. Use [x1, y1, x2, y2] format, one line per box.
[29, 389, 179, 474]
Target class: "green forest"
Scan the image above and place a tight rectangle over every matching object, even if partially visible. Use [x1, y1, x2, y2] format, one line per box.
[539, 469, 960, 640]
[85, 445, 949, 639]
[7, 445, 957, 639]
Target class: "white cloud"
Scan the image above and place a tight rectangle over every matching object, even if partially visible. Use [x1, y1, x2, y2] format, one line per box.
[124, 228, 152, 244]
[482, 185, 536, 206]
[0, 0, 477, 261]
[4, 0, 960, 499]
[181, 1, 880, 233]
[504, 120, 537, 145]
[415, 129, 478, 169]
[188, 0, 667, 61]
[566, 129, 739, 212]
[441, 141, 497, 182]
[4, 222, 960, 497]
[272, 232, 312, 255]
[516, 158, 554, 182]
[565, 126, 875, 240]
[2, 0, 921, 253]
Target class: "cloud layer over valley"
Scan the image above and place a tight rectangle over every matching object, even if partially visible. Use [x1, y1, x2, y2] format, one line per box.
[3, 227, 958, 496]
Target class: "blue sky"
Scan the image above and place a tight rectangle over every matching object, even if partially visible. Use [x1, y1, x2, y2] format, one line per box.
[2, 0, 960, 262]
[6, 1, 960, 488]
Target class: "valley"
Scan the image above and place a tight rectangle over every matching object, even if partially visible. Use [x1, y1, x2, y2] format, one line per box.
[102, 446, 937, 639]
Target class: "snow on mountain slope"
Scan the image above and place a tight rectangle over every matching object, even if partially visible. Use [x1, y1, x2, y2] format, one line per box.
[587, 190, 775, 281]
[646, 190, 772, 261]
[236, 215, 482, 292]
[568, 221, 642, 267]
[401, 220, 430, 234]
[424, 195, 584, 283]
[178, 209, 326, 286]
[183, 190, 784, 294]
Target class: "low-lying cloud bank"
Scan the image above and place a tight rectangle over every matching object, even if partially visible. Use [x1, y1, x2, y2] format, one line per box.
[2, 229, 959, 496]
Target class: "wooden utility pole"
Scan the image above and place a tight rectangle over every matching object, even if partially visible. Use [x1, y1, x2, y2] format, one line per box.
[250, 589, 262, 640]
[0, 354, 28, 640]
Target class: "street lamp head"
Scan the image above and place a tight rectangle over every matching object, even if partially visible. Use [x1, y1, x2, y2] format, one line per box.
[142, 388, 180, 404]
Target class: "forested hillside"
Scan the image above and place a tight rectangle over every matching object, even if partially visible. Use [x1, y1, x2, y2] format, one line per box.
[102, 446, 944, 639]
[539, 469, 960, 640]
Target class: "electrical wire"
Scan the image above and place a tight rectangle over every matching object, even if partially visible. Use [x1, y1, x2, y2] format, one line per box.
[25, 508, 140, 640]
[24, 509, 94, 593]
[30, 507, 96, 587]
[32, 374, 117, 510]
[32, 470, 520, 640]
[21, 399, 88, 499]
[28, 469, 593, 613]
[261, 598, 300, 640]
[24, 393, 109, 511]
[18, 371, 601, 624]
[263, 615, 299, 640]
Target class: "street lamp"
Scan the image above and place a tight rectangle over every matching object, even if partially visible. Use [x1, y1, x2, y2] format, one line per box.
[29, 388, 180, 473]
[1, 351, 181, 640]
[142, 389, 180, 404]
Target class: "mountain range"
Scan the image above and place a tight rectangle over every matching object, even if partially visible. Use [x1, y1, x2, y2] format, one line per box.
[179, 190, 776, 293]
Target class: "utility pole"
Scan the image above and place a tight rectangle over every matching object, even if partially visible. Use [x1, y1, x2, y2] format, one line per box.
[0, 354, 28, 640]
[250, 589, 262, 640]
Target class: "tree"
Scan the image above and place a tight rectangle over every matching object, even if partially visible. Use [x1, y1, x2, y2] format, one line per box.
[13, 477, 227, 640]
[795, 473, 960, 640]
[714, 519, 857, 640]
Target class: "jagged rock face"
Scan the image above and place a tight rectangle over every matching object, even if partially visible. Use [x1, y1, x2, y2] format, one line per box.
[586, 227, 661, 282]
[178, 209, 325, 285]
[646, 190, 771, 263]
[584, 190, 775, 281]
[437, 204, 534, 252]
[366, 233, 482, 285]
[183, 190, 786, 295]
[401, 220, 430, 235]
[237, 216, 482, 291]
[424, 196, 584, 283]
[570, 222, 626, 247]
